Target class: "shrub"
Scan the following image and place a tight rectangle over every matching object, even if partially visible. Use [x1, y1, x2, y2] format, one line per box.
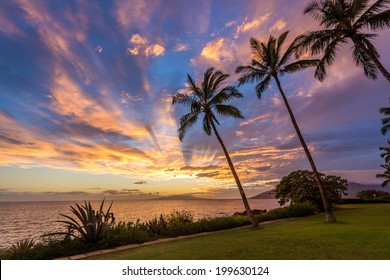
[6, 239, 35, 260]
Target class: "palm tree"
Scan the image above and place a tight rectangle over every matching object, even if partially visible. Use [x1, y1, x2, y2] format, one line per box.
[297, 0, 390, 82]
[236, 31, 337, 222]
[377, 140, 390, 187]
[172, 68, 258, 227]
[380, 99, 390, 135]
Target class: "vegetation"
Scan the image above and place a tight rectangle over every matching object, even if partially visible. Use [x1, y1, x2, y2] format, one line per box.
[172, 68, 258, 227]
[377, 140, 390, 187]
[380, 100, 390, 135]
[357, 189, 390, 200]
[0, 203, 317, 260]
[84, 204, 390, 260]
[236, 31, 336, 222]
[297, 0, 390, 82]
[274, 170, 348, 210]
[45, 199, 115, 244]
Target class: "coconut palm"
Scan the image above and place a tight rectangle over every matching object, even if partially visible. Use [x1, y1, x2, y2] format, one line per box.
[172, 68, 258, 227]
[380, 100, 390, 135]
[236, 31, 337, 222]
[297, 0, 390, 82]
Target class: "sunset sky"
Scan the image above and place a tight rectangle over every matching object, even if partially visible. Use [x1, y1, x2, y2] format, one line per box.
[0, 0, 389, 201]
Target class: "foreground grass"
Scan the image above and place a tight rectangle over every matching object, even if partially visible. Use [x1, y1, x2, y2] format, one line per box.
[84, 204, 390, 260]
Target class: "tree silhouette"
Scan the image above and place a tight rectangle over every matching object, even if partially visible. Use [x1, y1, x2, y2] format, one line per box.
[172, 68, 258, 227]
[236, 31, 337, 222]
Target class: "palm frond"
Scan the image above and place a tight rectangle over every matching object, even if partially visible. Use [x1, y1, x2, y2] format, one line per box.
[279, 33, 300, 67]
[352, 41, 378, 79]
[249, 37, 268, 64]
[304, 0, 327, 22]
[364, 10, 390, 30]
[178, 112, 198, 141]
[380, 104, 390, 135]
[281, 59, 319, 75]
[187, 74, 204, 101]
[202, 115, 212, 136]
[355, 0, 390, 27]
[255, 74, 272, 99]
[210, 87, 243, 105]
[314, 37, 344, 81]
[214, 104, 244, 119]
[172, 93, 194, 106]
[236, 65, 268, 86]
[351, 0, 371, 18]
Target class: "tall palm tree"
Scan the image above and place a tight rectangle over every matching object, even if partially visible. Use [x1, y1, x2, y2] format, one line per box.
[297, 0, 390, 82]
[380, 99, 390, 135]
[172, 68, 258, 227]
[236, 31, 337, 222]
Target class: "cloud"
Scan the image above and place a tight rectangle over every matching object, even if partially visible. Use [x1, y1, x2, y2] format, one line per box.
[145, 44, 165, 57]
[200, 38, 233, 62]
[134, 181, 147, 185]
[127, 33, 165, 57]
[269, 19, 287, 32]
[234, 14, 270, 38]
[174, 42, 190, 52]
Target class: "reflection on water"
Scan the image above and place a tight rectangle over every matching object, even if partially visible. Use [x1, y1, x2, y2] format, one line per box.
[0, 199, 280, 249]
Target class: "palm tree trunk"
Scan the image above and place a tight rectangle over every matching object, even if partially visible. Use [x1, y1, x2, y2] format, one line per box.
[210, 120, 259, 227]
[351, 37, 390, 83]
[274, 75, 337, 222]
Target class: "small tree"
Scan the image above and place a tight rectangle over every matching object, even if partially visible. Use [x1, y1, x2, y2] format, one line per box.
[275, 170, 348, 210]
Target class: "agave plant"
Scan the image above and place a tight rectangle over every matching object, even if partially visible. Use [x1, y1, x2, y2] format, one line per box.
[9, 239, 35, 259]
[49, 199, 115, 244]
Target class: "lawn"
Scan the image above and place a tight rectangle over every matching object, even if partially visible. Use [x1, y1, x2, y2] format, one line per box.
[83, 204, 390, 260]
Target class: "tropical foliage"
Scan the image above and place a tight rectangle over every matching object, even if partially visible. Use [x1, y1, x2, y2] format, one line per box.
[380, 100, 390, 135]
[172, 67, 258, 227]
[274, 170, 348, 209]
[236, 30, 337, 222]
[297, 0, 390, 82]
[377, 140, 390, 187]
[48, 199, 115, 244]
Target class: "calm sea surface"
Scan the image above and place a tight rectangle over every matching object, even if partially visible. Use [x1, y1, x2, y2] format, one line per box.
[0, 199, 280, 249]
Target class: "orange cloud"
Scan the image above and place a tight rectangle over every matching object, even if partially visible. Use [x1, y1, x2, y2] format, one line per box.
[200, 38, 233, 62]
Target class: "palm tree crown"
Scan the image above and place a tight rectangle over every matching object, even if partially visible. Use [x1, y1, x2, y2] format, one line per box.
[236, 31, 319, 96]
[173, 68, 244, 141]
[297, 0, 390, 82]
[236, 31, 337, 222]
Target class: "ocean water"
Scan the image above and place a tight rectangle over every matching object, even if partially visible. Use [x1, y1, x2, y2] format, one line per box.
[0, 199, 280, 249]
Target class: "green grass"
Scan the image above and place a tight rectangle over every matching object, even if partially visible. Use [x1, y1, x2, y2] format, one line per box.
[83, 204, 390, 260]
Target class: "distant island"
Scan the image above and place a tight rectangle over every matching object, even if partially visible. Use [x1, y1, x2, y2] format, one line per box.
[156, 194, 208, 200]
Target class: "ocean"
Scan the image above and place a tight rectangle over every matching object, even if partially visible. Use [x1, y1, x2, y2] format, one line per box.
[0, 199, 280, 249]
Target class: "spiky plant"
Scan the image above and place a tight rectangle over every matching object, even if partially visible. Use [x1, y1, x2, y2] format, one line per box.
[48, 199, 115, 244]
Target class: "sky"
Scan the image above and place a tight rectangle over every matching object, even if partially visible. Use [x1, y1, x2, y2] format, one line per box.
[0, 0, 389, 201]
